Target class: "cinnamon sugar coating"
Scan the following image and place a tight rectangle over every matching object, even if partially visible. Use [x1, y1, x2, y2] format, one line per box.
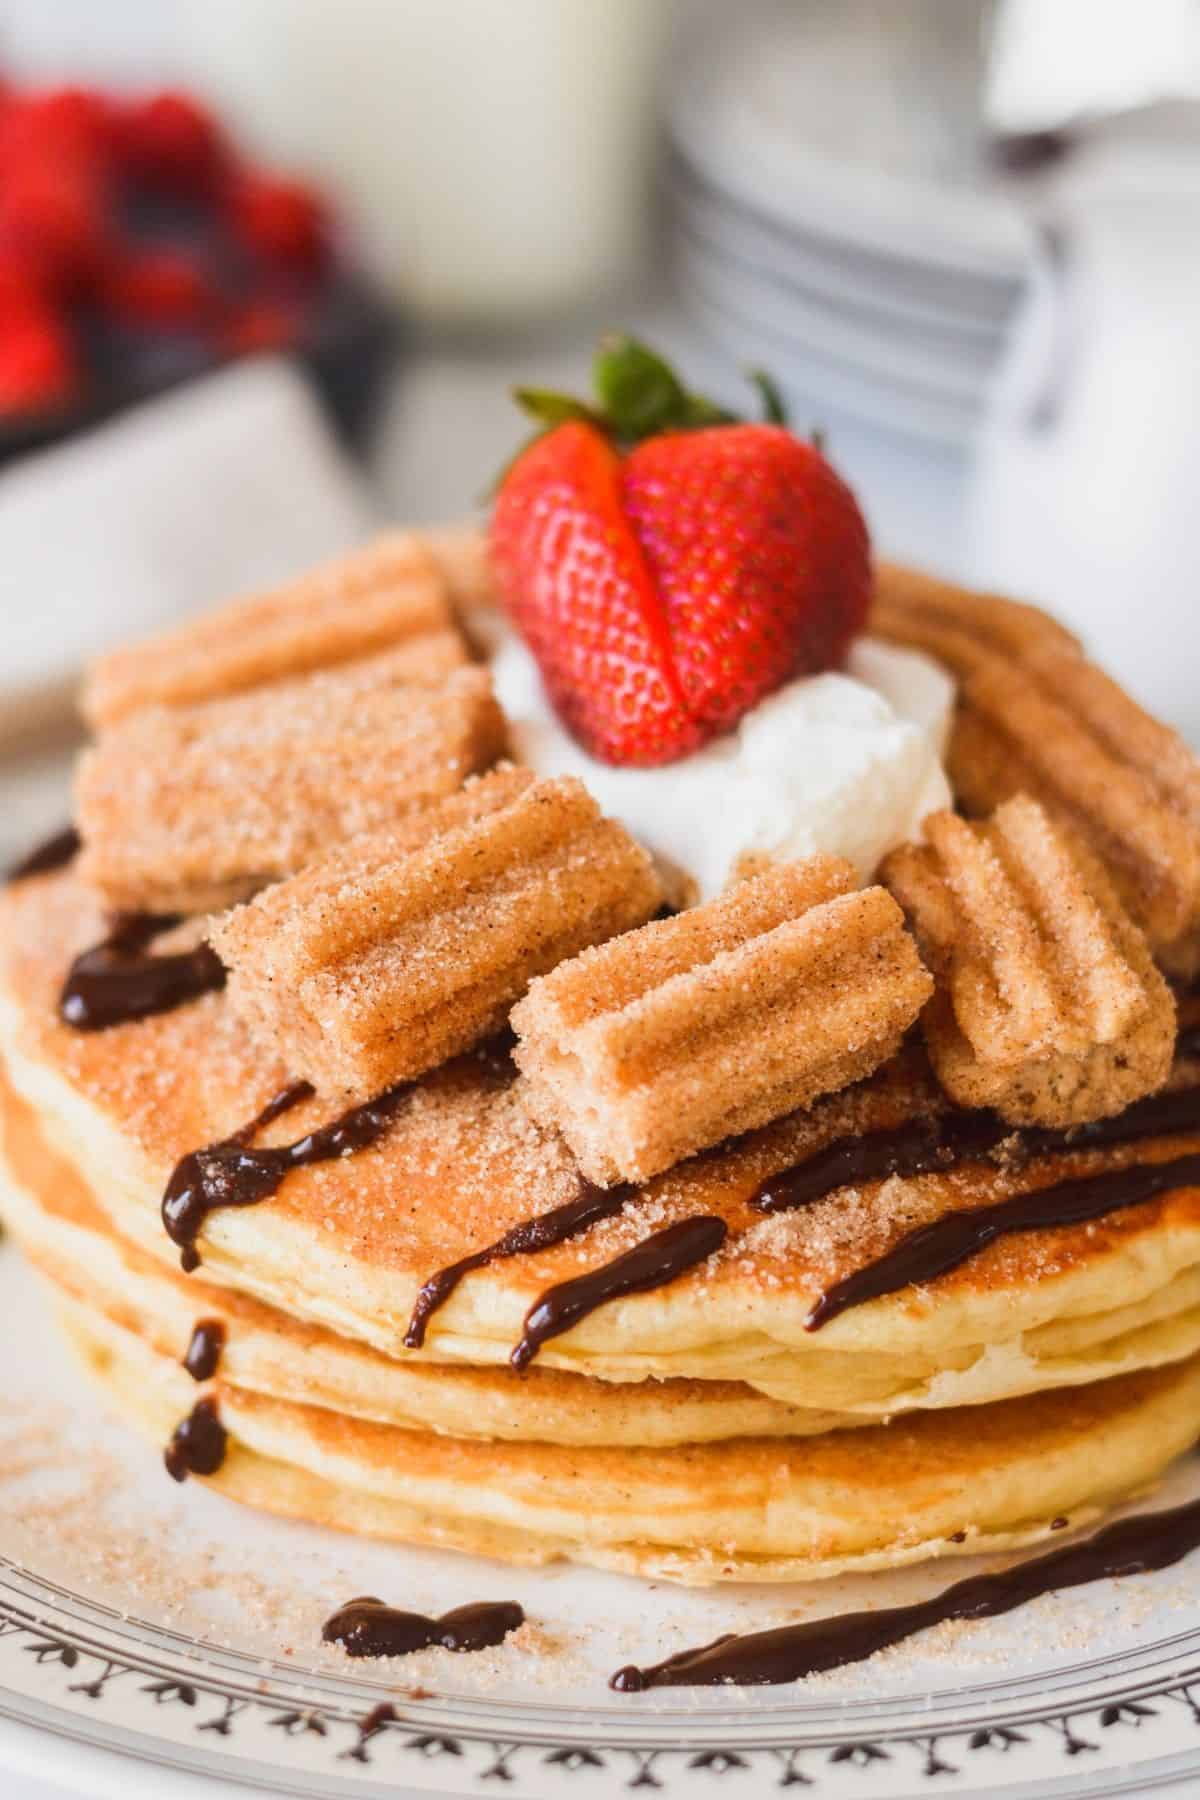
[76, 661, 507, 914]
[884, 796, 1176, 1127]
[871, 563, 1200, 977]
[421, 522, 497, 610]
[211, 770, 663, 1099]
[511, 857, 933, 1185]
[871, 562, 1081, 676]
[82, 533, 469, 728]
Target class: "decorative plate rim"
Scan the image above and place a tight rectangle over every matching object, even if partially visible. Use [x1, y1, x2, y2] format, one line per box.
[9, 1556, 1200, 1798]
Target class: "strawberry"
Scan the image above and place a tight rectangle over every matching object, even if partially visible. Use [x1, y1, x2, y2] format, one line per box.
[490, 337, 870, 766]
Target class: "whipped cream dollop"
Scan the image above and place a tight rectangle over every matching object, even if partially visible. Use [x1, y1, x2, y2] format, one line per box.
[484, 615, 954, 902]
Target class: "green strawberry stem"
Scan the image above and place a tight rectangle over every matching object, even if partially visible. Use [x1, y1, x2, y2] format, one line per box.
[747, 368, 788, 426]
[511, 333, 791, 449]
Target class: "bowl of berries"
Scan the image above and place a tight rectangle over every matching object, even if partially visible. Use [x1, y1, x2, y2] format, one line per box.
[0, 80, 397, 463]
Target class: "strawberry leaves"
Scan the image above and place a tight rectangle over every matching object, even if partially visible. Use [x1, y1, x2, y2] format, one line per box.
[511, 334, 789, 452]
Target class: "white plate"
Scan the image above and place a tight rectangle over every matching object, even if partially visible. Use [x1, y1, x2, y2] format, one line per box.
[665, 156, 1019, 342]
[667, 11, 1030, 283]
[7, 1242, 1200, 1798]
[676, 278, 981, 450]
[672, 237, 994, 405]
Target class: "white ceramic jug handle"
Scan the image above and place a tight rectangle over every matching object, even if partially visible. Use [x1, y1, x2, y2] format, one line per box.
[1018, 223, 1080, 431]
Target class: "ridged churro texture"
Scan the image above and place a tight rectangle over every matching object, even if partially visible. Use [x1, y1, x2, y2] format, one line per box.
[872, 563, 1200, 978]
[421, 521, 497, 610]
[512, 858, 933, 1184]
[871, 562, 1082, 675]
[211, 770, 663, 1099]
[81, 532, 470, 728]
[884, 797, 1176, 1127]
[76, 661, 507, 914]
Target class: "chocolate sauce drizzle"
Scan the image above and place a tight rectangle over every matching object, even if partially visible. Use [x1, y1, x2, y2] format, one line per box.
[404, 1182, 634, 1348]
[163, 1394, 227, 1483]
[323, 1596, 524, 1659]
[754, 1082, 1200, 1217]
[1177, 1024, 1200, 1062]
[59, 911, 225, 1030]
[611, 1493, 1200, 1690]
[511, 1214, 727, 1371]
[744, 1082, 1200, 1330]
[162, 1079, 411, 1272]
[183, 1319, 226, 1382]
[808, 1151, 1200, 1331]
[6, 824, 80, 883]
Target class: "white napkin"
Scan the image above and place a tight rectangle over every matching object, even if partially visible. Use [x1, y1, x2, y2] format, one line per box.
[1, 358, 378, 745]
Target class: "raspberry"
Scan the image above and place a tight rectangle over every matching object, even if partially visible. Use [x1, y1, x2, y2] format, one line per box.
[0, 250, 51, 316]
[228, 172, 328, 273]
[0, 306, 77, 412]
[0, 87, 114, 168]
[116, 91, 225, 197]
[102, 248, 217, 328]
[0, 163, 108, 296]
[220, 297, 303, 356]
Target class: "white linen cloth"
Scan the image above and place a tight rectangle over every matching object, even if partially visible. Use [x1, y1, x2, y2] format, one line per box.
[0, 357, 376, 745]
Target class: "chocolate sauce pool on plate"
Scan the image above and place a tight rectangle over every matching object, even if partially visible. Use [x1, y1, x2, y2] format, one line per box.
[6, 824, 80, 882]
[323, 1596, 524, 1659]
[611, 1493, 1200, 1689]
[162, 1079, 410, 1272]
[404, 1181, 634, 1348]
[511, 1214, 727, 1371]
[59, 911, 225, 1030]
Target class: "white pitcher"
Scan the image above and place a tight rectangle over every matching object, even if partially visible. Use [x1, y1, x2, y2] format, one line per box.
[967, 108, 1200, 735]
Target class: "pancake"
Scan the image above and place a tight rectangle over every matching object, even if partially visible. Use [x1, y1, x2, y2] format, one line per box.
[53, 1282, 1200, 1584]
[5, 870, 1200, 1421]
[0, 1069, 855, 1446]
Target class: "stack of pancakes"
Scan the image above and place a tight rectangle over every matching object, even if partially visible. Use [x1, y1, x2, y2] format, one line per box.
[3, 536, 1200, 1587]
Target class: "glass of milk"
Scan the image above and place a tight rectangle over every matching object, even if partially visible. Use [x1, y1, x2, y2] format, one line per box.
[187, 0, 668, 325]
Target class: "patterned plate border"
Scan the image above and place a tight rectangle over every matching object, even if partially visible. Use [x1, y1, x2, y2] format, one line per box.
[8, 1557, 1200, 1797]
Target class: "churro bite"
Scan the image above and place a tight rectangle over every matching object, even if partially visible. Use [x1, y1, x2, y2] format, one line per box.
[883, 796, 1176, 1128]
[872, 564, 1200, 978]
[211, 769, 663, 1099]
[82, 532, 469, 728]
[421, 521, 497, 610]
[511, 857, 933, 1185]
[76, 661, 507, 914]
[870, 561, 1081, 675]
[949, 660, 1200, 978]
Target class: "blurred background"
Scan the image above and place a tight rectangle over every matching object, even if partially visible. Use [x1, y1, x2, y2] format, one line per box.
[2, 0, 1199, 862]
